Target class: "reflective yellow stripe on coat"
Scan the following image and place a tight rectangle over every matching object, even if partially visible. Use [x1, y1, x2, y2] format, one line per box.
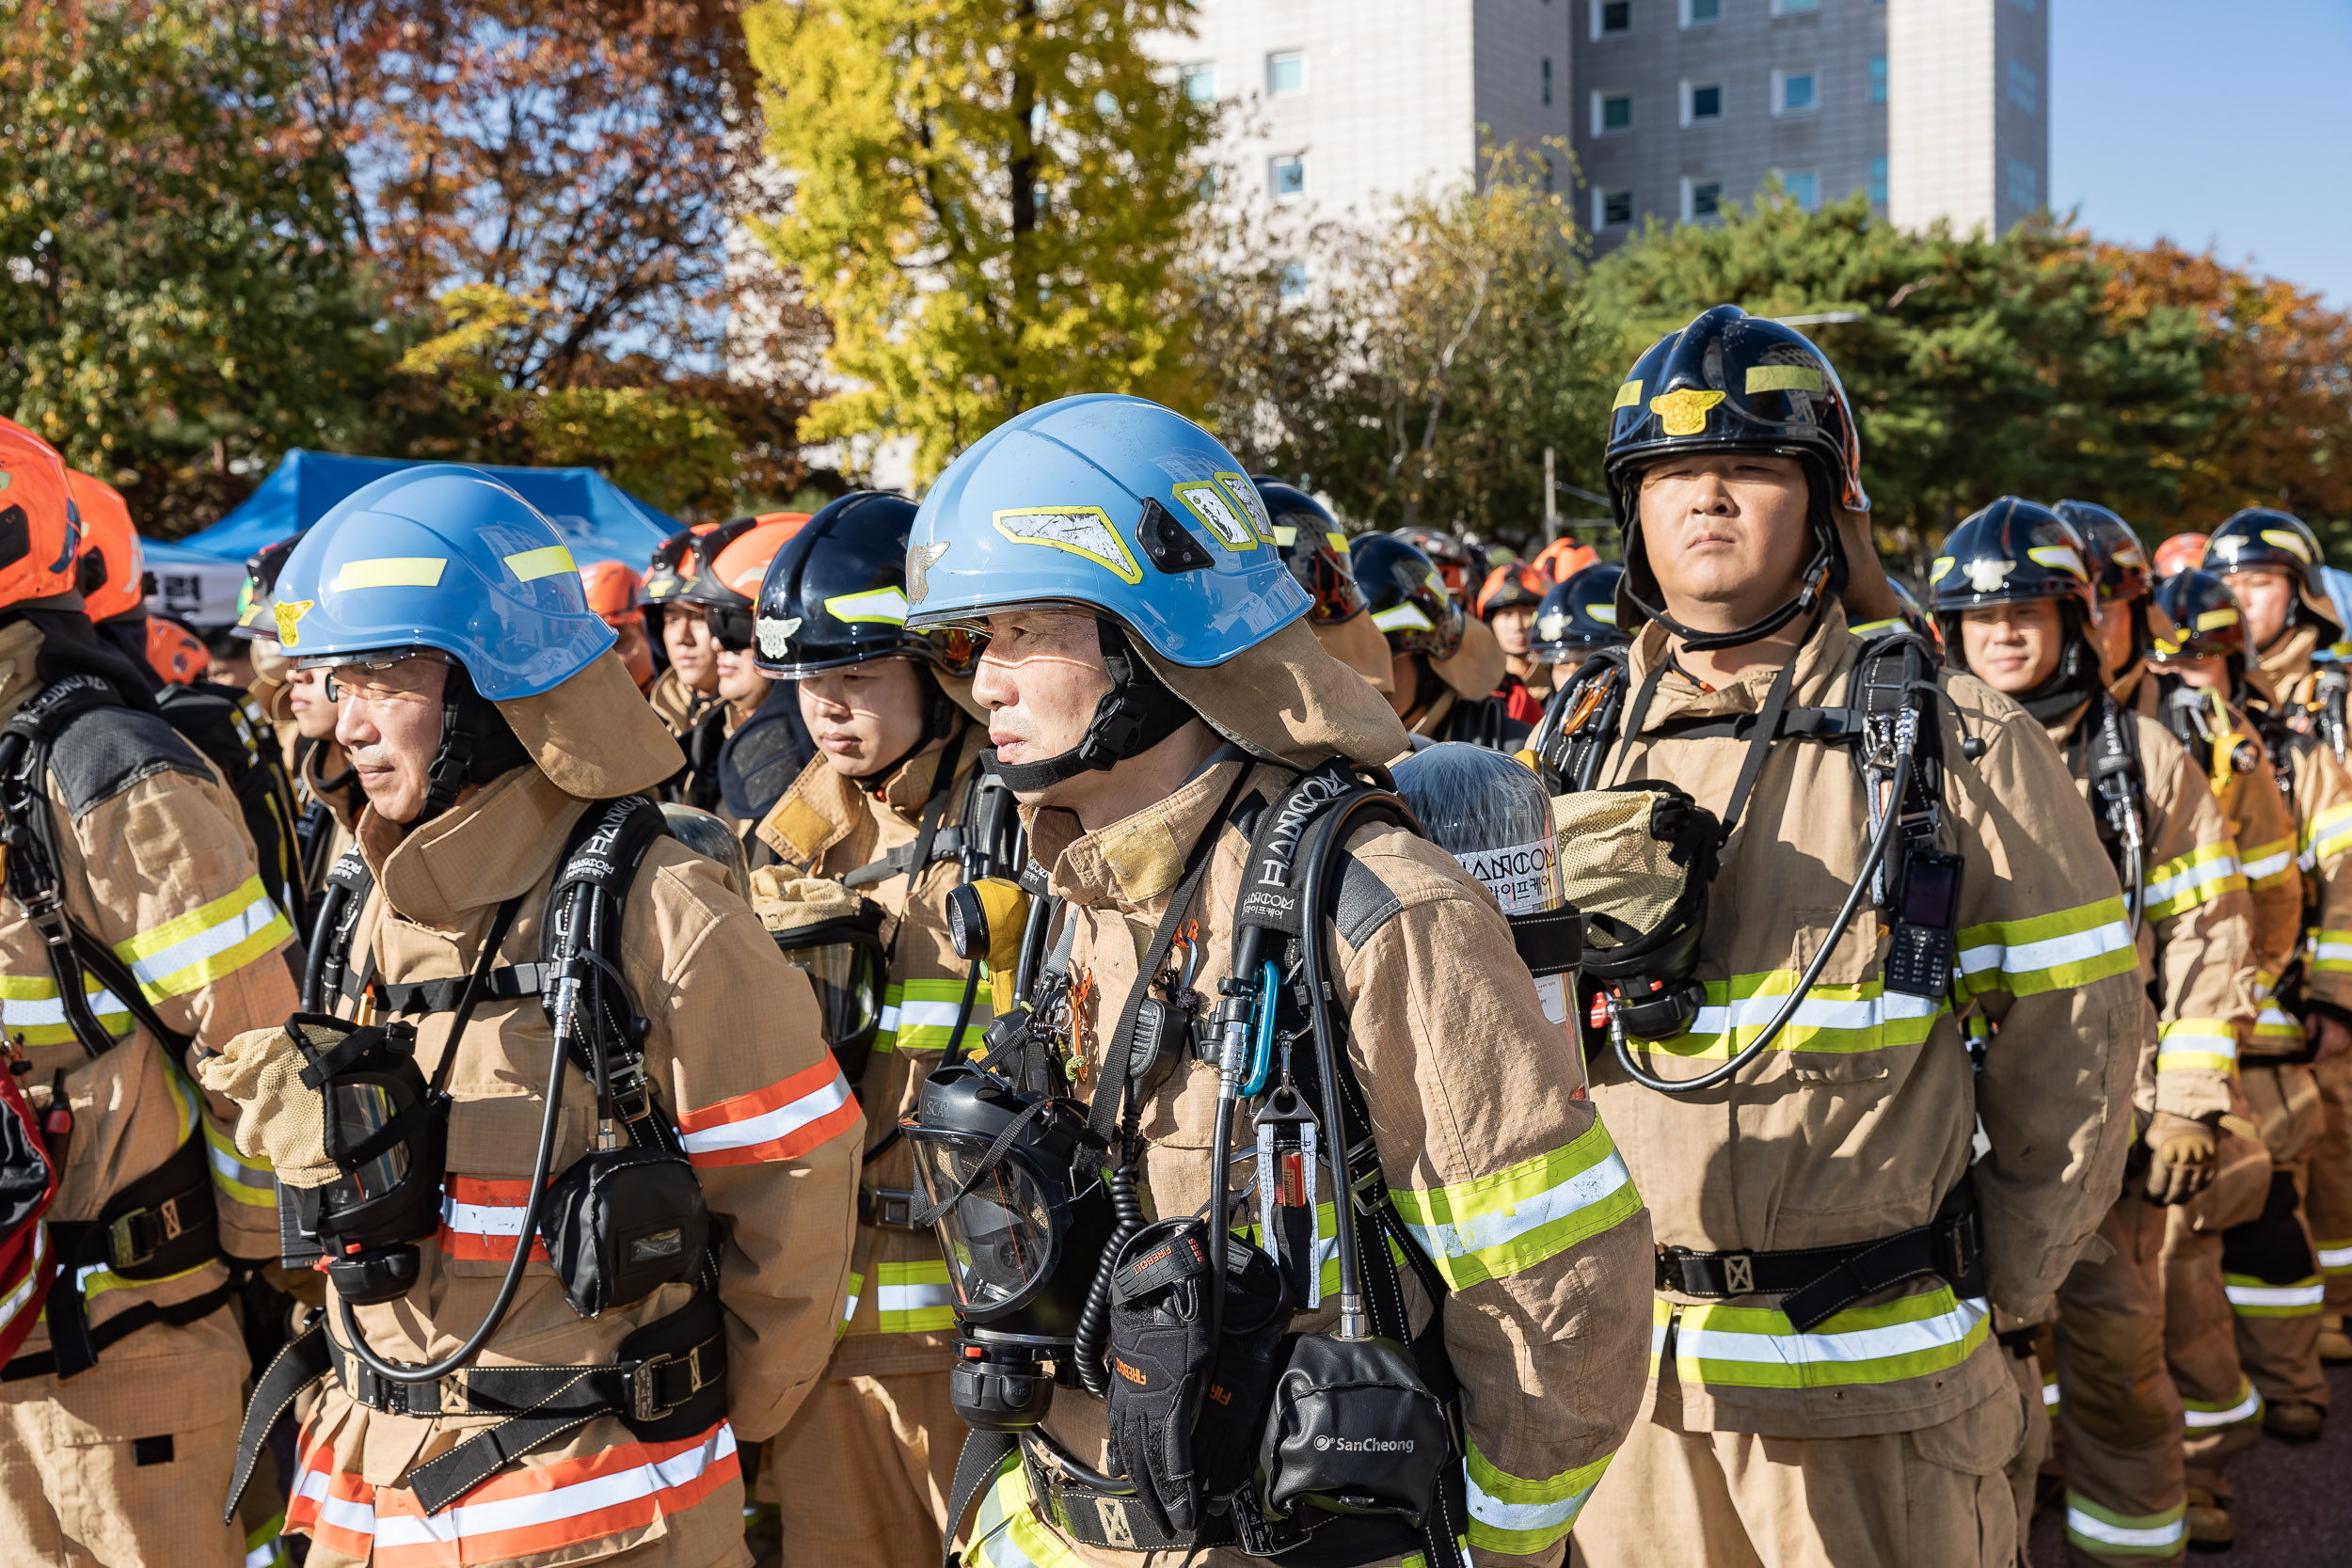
[876, 975, 989, 1055]
[112, 874, 294, 1001]
[1655, 1286, 1990, 1389]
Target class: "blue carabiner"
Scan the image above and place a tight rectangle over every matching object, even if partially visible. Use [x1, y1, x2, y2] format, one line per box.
[1240, 958, 1280, 1098]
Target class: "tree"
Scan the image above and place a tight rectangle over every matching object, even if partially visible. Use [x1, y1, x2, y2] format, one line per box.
[267, 0, 833, 517]
[748, 0, 1217, 483]
[0, 0, 386, 533]
[1586, 195, 2226, 578]
[2099, 240, 2352, 548]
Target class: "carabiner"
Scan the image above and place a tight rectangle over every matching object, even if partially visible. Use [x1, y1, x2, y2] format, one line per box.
[1240, 958, 1280, 1098]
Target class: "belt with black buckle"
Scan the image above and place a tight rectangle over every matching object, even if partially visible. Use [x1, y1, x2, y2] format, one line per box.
[1654, 1182, 1982, 1332]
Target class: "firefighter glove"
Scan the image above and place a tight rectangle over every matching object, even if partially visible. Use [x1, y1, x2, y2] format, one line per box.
[2145, 1112, 2218, 1206]
[1104, 1218, 1217, 1537]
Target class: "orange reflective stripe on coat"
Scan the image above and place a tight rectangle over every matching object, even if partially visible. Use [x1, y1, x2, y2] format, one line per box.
[437, 1176, 551, 1263]
[287, 1417, 741, 1565]
[675, 1057, 858, 1167]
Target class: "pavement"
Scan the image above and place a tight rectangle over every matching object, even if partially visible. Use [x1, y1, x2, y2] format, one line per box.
[2028, 1362, 2352, 1565]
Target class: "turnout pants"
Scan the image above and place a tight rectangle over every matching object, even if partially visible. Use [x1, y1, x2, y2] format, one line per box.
[1572, 1368, 2024, 1568]
[2307, 1052, 2352, 1314]
[0, 1309, 247, 1568]
[2226, 1064, 2328, 1411]
[764, 1370, 962, 1568]
[2049, 1194, 2185, 1565]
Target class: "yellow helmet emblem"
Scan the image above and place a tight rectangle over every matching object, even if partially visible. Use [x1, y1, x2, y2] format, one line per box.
[275, 598, 313, 646]
[1649, 388, 1726, 437]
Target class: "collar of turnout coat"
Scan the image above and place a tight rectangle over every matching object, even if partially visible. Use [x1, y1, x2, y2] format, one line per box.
[755, 721, 977, 870]
[358, 765, 589, 924]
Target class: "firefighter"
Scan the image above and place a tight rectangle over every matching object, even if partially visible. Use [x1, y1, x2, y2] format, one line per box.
[1256, 480, 1392, 698]
[200, 463, 862, 1567]
[0, 418, 300, 1566]
[2201, 510, 2352, 1370]
[1475, 562, 1555, 727]
[684, 519, 817, 834]
[643, 523, 726, 739]
[583, 559, 657, 690]
[903, 394, 1654, 1567]
[2145, 568, 2352, 1545]
[1546, 308, 2142, 1566]
[1931, 499, 2259, 1568]
[738, 491, 1005, 1566]
[1349, 533, 1527, 749]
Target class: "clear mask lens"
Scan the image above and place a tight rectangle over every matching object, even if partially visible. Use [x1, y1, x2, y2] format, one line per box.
[911, 1137, 1057, 1312]
[325, 1080, 411, 1209]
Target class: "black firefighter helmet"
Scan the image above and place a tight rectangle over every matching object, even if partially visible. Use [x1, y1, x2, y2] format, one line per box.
[1528, 563, 1629, 663]
[2055, 500, 2152, 609]
[752, 491, 980, 680]
[1603, 305, 1869, 649]
[2201, 507, 2342, 645]
[1929, 498, 2101, 711]
[1348, 533, 1464, 662]
[1254, 479, 1366, 626]
[2150, 569, 2250, 670]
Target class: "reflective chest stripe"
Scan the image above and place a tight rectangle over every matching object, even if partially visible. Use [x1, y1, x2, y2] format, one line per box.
[0, 972, 130, 1047]
[1638, 976, 1945, 1063]
[1957, 897, 2138, 998]
[437, 1177, 550, 1263]
[675, 1058, 859, 1167]
[873, 1259, 955, 1333]
[876, 975, 989, 1055]
[1653, 1287, 1991, 1389]
[288, 1417, 739, 1566]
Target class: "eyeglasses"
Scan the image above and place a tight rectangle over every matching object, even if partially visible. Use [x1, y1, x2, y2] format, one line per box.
[318, 649, 449, 703]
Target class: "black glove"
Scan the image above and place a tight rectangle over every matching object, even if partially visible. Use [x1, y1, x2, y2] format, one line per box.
[1105, 1218, 1216, 1537]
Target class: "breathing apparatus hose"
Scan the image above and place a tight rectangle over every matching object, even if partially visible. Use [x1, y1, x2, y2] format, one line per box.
[1072, 1164, 1148, 1401]
[1608, 743, 1913, 1097]
[335, 879, 592, 1384]
[1297, 789, 1423, 1340]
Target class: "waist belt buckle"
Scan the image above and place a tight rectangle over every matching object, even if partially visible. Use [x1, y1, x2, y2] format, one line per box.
[108, 1196, 183, 1272]
[866, 1188, 919, 1229]
[1946, 1210, 1981, 1282]
[631, 1341, 709, 1422]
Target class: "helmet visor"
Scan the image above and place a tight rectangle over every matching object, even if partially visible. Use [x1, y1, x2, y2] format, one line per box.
[907, 1132, 1064, 1317]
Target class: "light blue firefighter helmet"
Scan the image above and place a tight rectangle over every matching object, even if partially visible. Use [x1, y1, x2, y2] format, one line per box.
[272, 466, 615, 701]
[902, 395, 1311, 667]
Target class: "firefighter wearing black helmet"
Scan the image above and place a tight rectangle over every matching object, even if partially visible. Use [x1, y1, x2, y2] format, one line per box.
[2145, 566, 2352, 1541]
[1255, 479, 1391, 696]
[1347, 533, 1527, 749]
[2203, 509, 2348, 757]
[1528, 562, 1629, 668]
[741, 491, 1013, 1568]
[1565, 308, 2143, 1568]
[1931, 499, 2257, 1568]
[642, 523, 723, 737]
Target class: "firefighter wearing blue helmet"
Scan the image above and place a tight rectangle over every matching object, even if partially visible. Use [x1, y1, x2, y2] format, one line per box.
[203, 466, 862, 1568]
[904, 396, 1652, 1568]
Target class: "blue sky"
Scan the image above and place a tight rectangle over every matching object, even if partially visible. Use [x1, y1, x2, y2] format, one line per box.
[2053, 0, 2352, 306]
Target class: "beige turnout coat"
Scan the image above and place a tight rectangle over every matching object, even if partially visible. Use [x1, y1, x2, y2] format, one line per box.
[756, 724, 990, 1378]
[2042, 697, 2256, 1123]
[1588, 618, 2143, 1441]
[966, 622, 1655, 1568]
[269, 657, 861, 1568]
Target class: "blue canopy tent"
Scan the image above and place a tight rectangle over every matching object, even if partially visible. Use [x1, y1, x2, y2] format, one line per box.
[141, 537, 252, 628]
[172, 449, 679, 576]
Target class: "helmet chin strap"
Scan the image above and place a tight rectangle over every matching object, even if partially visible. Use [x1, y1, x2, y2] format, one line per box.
[987, 619, 1196, 793]
[409, 661, 529, 830]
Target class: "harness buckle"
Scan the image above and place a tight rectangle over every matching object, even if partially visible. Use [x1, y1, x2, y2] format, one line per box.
[108, 1203, 171, 1270]
[630, 1341, 707, 1422]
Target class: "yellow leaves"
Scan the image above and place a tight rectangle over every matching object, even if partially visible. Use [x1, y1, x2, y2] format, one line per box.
[392, 283, 545, 379]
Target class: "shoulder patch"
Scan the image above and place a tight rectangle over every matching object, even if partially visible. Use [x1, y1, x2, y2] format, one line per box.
[1333, 851, 1406, 950]
[46, 705, 214, 819]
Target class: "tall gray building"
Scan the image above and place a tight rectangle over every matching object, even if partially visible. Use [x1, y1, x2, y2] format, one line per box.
[1569, 0, 2045, 249]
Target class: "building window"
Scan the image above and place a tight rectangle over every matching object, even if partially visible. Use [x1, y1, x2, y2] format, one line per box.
[1182, 64, 1216, 103]
[1269, 154, 1306, 200]
[1543, 58, 1553, 106]
[2008, 159, 2038, 211]
[1681, 0, 1722, 24]
[1597, 187, 1635, 228]
[1266, 51, 1306, 97]
[1772, 69, 1818, 116]
[1593, 91, 1633, 135]
[1771, 0, 1819, 13]
[1681, 176, 1723, 221]
[1279, 261, 1309, 300]
[1593, 0, 1631, 39]
[1869, 55, 1887, 103]
[1868, 155, 1888, 205]
[1775, 168, 1820, 211]
[2007, 59, 2038, 113]
[1680, 80, 1724, 126]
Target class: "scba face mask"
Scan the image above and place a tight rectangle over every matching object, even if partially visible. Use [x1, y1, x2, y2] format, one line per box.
[285, 1014, 452, 1307]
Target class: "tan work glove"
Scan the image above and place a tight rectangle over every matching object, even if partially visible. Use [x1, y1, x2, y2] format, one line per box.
[2145, 1112, 2218, 1206]
[746, 867, 865, 934]
[195, 1024, 341, 1188]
